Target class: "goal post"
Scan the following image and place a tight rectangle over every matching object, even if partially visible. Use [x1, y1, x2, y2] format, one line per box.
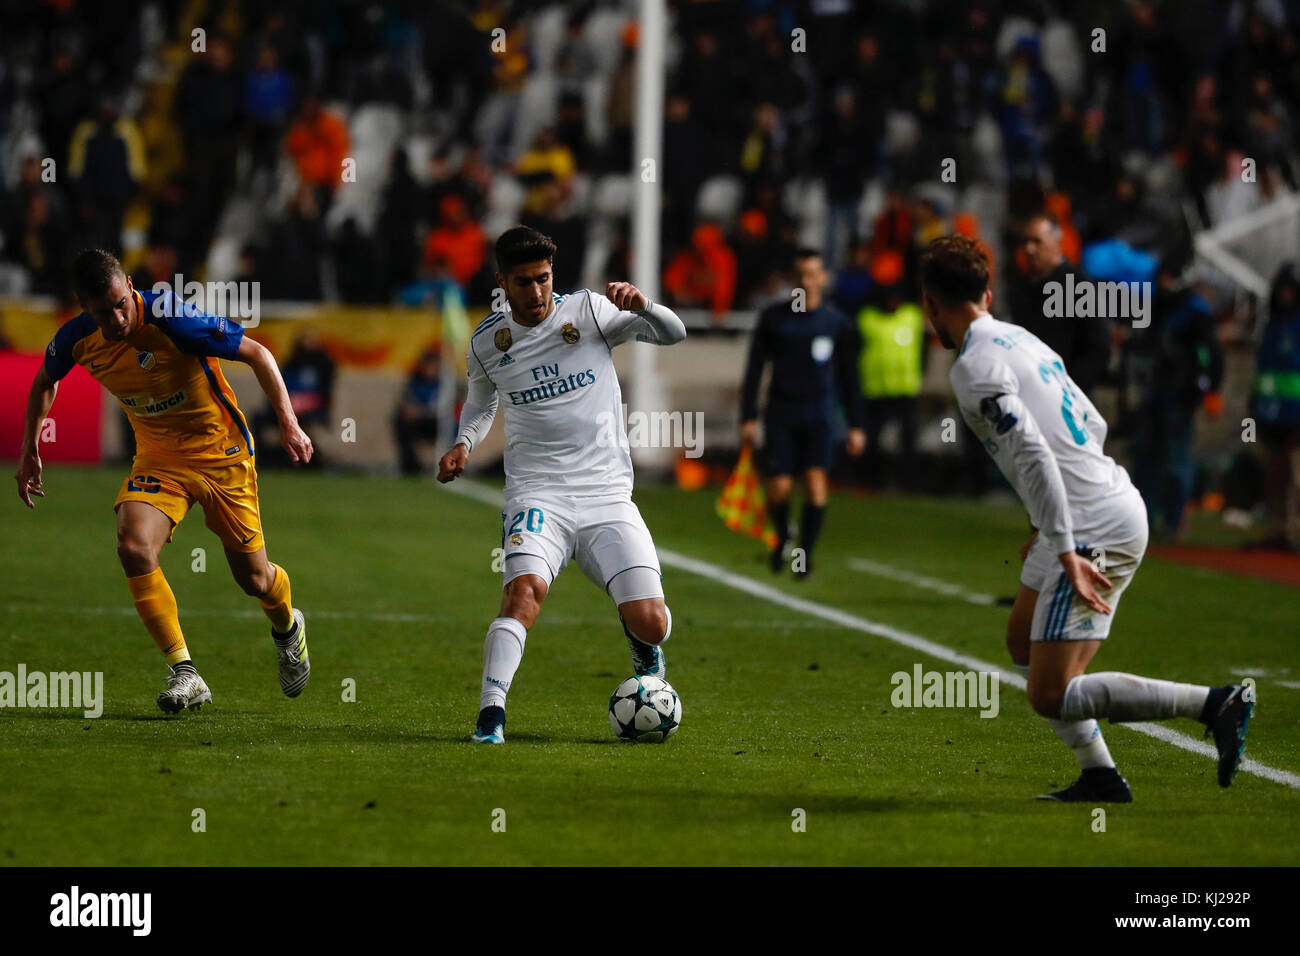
[630, 0, 671, 470]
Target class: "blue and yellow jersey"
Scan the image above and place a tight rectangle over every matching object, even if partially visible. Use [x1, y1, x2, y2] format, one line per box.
[45, 289, 254, 466]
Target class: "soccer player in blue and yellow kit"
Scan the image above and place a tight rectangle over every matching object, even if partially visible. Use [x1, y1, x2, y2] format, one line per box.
[13, 249, 313, 713]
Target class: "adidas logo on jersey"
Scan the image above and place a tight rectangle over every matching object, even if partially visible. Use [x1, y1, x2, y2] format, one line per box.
[497, 354, 515, 367]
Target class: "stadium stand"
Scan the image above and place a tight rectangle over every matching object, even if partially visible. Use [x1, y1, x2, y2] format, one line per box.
[1, 0, 1298, 545]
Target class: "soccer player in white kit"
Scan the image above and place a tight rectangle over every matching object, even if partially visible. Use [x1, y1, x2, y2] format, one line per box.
[919, 235, 1253, 800]
[437, 226, 686, 743]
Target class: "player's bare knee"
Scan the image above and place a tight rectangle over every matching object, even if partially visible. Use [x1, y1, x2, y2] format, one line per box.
[237, 566, 273, 597]
[626, 603, 668, 644]
[501, 576, 545, 627]
[1027, 683, 1064, 719]
[116, 536, 158, 575]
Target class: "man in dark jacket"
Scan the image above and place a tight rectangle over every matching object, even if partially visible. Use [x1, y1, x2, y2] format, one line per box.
[1007, 213, 1112, 396]
[1129, 262, 1224, 537]
[740, 249, 865, 577]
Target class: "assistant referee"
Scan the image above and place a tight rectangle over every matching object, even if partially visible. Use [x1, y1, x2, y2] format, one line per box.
[740, 248, 865, 578]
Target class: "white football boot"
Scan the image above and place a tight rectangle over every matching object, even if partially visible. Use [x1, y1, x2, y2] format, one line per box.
[274, 608, 310, 698]
[157, 668, 212, 714]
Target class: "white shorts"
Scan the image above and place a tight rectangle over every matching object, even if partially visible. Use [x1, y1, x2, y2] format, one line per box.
[1020, 529, 1147, 643]
[500, 493, 663, 602]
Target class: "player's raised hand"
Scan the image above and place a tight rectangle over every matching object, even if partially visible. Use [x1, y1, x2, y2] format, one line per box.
[438, 443, 469, 483]
[1059, 550, 1113, 615]
[15, 450, 45, 508]
[606, 281, 647, 313]
[846, 428, 866, 457]
[281, 421, 314, 465]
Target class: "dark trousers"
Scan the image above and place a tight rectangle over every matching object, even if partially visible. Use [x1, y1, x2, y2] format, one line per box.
[1131, 395, 1196, 534]
[863, 396, 918, 488]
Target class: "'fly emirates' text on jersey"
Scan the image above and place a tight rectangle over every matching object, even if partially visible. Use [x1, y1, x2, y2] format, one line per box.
[949, 314, 1142, 555]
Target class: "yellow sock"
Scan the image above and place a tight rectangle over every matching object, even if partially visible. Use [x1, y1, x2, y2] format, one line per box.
[260, 563, 294, 632]
[126, 568, 190, 666]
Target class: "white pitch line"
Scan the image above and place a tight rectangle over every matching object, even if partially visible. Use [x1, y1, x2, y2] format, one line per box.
[442, 479, 1300, 792]
[848, 556, 998, 606]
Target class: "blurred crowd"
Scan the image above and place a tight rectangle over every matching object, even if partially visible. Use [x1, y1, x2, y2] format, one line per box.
[3, 1, 1295, 307]
[0, 0, 1298, 544]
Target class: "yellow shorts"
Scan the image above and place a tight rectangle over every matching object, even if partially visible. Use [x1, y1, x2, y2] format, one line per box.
[114, 457, 264, 553]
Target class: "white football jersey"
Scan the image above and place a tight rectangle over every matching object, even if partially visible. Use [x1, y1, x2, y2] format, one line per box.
[949, 314, 1142, 555]
[458, 290, 671, 499]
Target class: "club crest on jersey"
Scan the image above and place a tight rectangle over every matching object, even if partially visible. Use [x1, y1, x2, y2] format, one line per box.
[510, 533, 523, 546]
[137, 351, 156, 371]
[494, 328, 513, 352]
[561, 322, 580, 344]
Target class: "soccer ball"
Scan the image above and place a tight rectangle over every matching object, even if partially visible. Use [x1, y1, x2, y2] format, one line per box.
[609, 675, 682, 742]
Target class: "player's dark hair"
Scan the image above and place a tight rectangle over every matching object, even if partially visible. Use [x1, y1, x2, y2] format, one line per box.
[496, 226, 557, 273]
[70, 248, 125, 301]
[919, 235, 991, 308]
[793, 247, 823, 265]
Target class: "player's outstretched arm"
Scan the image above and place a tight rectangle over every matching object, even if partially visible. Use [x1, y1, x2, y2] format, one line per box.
[603, 282, 687, 346]
[15, 367, 57, 508]
[234, 336, 314, 465]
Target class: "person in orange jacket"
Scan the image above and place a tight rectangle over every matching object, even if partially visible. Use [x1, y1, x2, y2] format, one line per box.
[662, 222, 737, 321]
[284, 94, 349, 207]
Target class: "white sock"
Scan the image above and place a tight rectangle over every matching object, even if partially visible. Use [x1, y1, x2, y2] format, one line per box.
[1061, 672, 1210, 723]
[1048, 718, 1115, 769]
[480, 616, 527, 711]
[1012, 662, 1029, 679]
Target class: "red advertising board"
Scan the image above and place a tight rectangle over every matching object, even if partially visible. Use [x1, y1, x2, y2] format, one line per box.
[0, 350, 102, 462]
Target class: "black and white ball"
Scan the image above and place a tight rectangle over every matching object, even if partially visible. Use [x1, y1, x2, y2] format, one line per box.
[609, 675, 682, 742]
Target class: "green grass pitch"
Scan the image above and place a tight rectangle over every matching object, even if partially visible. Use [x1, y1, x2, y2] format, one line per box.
[1, 465, 1297, 865]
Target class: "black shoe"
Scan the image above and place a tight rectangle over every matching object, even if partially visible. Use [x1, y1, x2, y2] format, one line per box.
[793, 556, 813, 580]
[769, 544, 786, 573]
[1205, 684, 1254, 787]
[1036, 766, 1133, 802]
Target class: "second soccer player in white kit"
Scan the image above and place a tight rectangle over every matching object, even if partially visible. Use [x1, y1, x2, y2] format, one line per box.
[919, 235, 1254, 801]
[438, 226, 686, 744]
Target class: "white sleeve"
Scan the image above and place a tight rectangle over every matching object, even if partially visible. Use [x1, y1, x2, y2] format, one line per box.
[455, 343, 499, 452]
[952, 360, 1075, 555]
[588, 290, 687, 348]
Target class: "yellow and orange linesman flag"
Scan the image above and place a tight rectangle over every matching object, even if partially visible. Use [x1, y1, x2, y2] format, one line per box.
[716, 447, 778, 548]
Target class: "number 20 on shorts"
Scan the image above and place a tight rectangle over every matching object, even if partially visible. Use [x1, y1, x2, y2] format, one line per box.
[507, 508, 544, 535]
